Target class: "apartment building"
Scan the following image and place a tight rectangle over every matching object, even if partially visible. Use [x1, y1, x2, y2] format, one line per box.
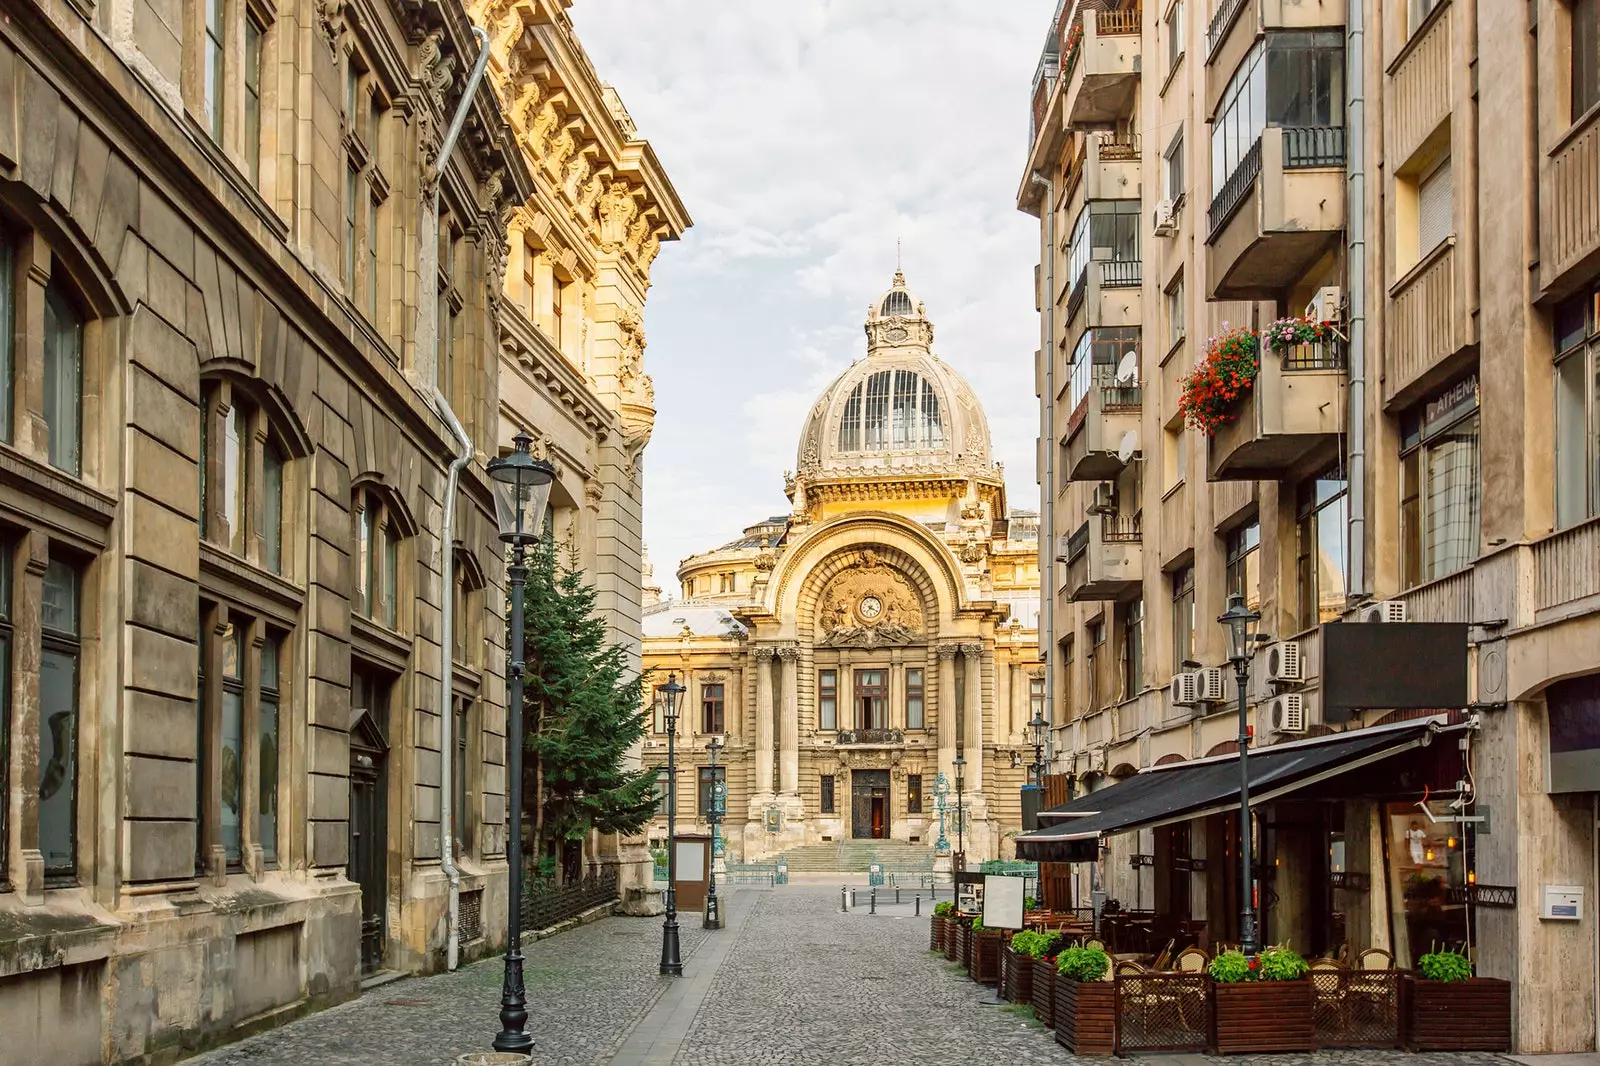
[1018, 0, 1600, 1050]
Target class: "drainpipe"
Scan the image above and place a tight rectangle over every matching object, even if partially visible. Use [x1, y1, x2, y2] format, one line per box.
[427, 23, 492, 974]
[1032, 170, 1056, 769]
[1345, 0, 1368, 599]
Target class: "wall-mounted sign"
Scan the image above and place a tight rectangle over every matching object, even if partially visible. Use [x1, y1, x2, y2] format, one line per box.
[764, 808, 782, 833]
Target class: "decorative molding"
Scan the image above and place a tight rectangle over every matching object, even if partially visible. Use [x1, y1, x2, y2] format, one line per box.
[960, 642, 983, 659]
[776, 645, 800, 663]
[937, 643, 962, 660]
[753, 646, 777, 663]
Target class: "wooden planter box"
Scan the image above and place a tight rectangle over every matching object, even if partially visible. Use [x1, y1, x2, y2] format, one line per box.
[999, 946, 1035, 1003]
[1406, 977, 1512, 1051]
[1031, 958, 1058, 1027]
[970, 930, 1004, 985]
[1054, 978, 1117, 1055]
[1213, 979, 1316, 1053]
[930, 914, 945, 951]
[944, 920, 964, 962]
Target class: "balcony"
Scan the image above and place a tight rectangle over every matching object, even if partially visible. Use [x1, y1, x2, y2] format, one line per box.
[1383, 238, 1469, 406]
[1065, 257, 1143, 331]
[1083, 134, 1142, 201]
[1207, 126, 1347, 299]
[1540, 105, 1600, 301]
[1207, 339, 1347, 480]
[1064, 363, 1143, 482]
[1064, 512, 1144, 601]
[835, 729, 905, 746]
[1207, 0, 1349, 114]
[1063, 6, 1142, 129]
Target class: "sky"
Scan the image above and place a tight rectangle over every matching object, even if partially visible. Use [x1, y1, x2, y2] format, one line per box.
[569, 1, 1056, 582]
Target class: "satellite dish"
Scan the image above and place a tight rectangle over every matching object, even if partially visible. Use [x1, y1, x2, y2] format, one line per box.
[1115, 352, 1139, 385]
[1117, 430, 1140, 464]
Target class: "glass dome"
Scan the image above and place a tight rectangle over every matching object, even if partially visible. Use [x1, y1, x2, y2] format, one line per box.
[880, 289, 914, 317]
[836, 370, 945, 452]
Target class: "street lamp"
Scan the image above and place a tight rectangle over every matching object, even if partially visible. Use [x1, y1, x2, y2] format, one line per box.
[657, 674, 686, 975]
[1028, 710, 1049, 785]
[953, 754, 966, 866]
[486, 431, 556, 1055]
[705, 735, 724, 930]
[1218, 592, 1264, 957]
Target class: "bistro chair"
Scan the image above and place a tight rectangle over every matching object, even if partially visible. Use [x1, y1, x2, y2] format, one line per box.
[1174, 946, 1209, 973]
[1357, 947, 1394, 971]
[1151, 938, 1176, 971]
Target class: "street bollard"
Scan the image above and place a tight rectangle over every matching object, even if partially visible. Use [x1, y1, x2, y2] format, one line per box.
[895, 887, 901, 904]
[841, 885, 848, 912]
[869, 889, 876, 914]
[915, 894, 921, 916]
[851, 887, 858, 907]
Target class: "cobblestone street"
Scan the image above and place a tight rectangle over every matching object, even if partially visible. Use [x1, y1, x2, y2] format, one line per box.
[188, 887, 1525, 1066]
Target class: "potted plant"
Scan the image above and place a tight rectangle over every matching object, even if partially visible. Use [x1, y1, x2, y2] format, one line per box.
[1032, 932, 1066, 1027]
[1054, 943, 1115, 1054]
[1178, 325, 1260, 436]
[1210, 946, 1315, 1053]
[1001, 929, 1047, 1003]
[1406, 947, 1511, 1051]
[931, 900, 954, 952]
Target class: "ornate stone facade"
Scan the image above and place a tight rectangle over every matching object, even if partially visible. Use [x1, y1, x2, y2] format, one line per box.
[643, 275, 1043, 864]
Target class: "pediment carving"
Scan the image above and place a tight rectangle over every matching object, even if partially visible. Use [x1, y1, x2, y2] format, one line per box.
[816, 550, 922, 648]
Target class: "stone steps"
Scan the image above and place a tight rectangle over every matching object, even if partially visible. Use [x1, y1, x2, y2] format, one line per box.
[771, 842, 936, 873]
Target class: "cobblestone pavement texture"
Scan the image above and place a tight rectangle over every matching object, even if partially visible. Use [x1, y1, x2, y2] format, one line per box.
[186, 885, 1522, 1066]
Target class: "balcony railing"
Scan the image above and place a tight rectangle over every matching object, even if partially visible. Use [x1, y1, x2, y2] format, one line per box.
[1100, 258, 1142, 288]
[1099, 5, 1143, 35]
[1283, 125, 1347, 169]
[1096, 134, 1141, 161]
[1534, 516, 1600, 615]
[1066, 267, 1088, 321]
[1208, 136, 1262, 234]
[1067, 521, 1091, 562]
[1102, 512, 1143, 542]
[1207, 0, 1250, 55]
[1030, 49, 1061, 147]
[1279, 339, 1347, 371]
[836, 728, 905, 746]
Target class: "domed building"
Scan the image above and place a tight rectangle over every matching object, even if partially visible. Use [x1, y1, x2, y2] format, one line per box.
[642, 273, 1043, 866]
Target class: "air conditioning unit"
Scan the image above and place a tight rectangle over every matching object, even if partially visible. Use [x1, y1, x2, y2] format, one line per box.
[1304, 285, 1342, 323]
[1198, 666, 1228, 704]
[644, 739, 665, 750]
[1264, 640, 1303, 684]
[1270, 693, 1307, 734]
[1054, 533, 1074, 562]
[1087, 483, 1117, 515]
[1152, 198, 1178, 237]
[1170, 672, 1200, 707]
[1359, 599, 1408, 624]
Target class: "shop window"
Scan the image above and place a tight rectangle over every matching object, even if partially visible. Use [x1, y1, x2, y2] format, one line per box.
[1225, 519, 1261, 612]
[38, 558, 80, 881]
[820, 774, 835, 814]
[905, 667, 924, 730]
[1383, 800, 1471, 967]
[1400, 376, 1480, 587]
[701, 682, 725, 734]
[818, 668, 837, 731]
[1555, 288, 1600, 527]
[1171, 566, 1195, 673]
[1296, 467, 1349, 628]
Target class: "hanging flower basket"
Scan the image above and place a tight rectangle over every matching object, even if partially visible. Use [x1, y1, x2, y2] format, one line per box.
[1178, 325, 1260, 436]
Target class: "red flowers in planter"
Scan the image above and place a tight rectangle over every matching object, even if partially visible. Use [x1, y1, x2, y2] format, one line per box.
[1178, 325, 1260, 435]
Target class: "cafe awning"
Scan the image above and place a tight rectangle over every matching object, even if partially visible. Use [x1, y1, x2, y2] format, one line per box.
[1016, 718, 1448, 863]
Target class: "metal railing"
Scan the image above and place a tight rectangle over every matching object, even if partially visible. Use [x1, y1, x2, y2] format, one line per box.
[1208, 136, 1262, 235]
[1207, 0, 1249, 55]
[1277, 339, 1347, 371]
[524, 869, 618, 929]
[1099, 258, 1142, 288]
[1030, 50, 1060, 148]
[1102, 512, 1143, 543]
[1283, 125, 1348, 169]
[1090, 362, 1143, 409]
[1068, 521, 1091, 561]
[836, 728, 905, 745]
[1097, 134, 1140, 161]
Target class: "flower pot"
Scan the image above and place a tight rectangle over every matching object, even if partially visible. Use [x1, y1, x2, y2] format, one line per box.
[1000, 946, 1035, 1003]
[1212, 979, 1316, 1053]
[970, 929, 1005, 985]
[1054, 977, 1117, 1055]
[1405, 977, 1511, 1051]
[1031, 958, 1058, 1027]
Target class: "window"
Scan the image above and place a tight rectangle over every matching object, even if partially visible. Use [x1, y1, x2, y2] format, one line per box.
[39, 558, 79, 880]
[1090, 200, 1141, 264]
[818, 668, 837, 731]
[1266, 32, 1344, 128]
[820, 774, 835, 814]
[221, 400, 246, 555]
[701, 682, 725, 734]
[1166, 1, 1183, 73]
[1401, 376, 1481, 586]
[1417, 156, 1453, 257]
[1166, 278, 1185, 351]
[262, 442, 284, 573]
[854, 669, 887, 730]
[244, 17, 263, 182]
[655, 767, 672, 815]
[437, 222, 458, 392]
[551, 275, 566, 350]
[1087, 620, 1105, 711]
[1296, 468, 1349, 628]
[353, 488, 400, 629]
[905, 667, 925, 730]
[1410, 0, 1441, 34]
[1066, 206, 1090, 293]
[202, 384, 288, 574]
[0, 547, 10, 876]
[697, 765, 725, 817]
[835, 371, 944, 453]
[907, 773, 923, 814]
[1060, 636, 1075, 719]
[1225, 519, 1262, 612]
[1029, 676, 1046, 721]
[1212, 43, 1265, 200]
[43, 282, 83, 476]
[204, 0, 225, 141]
[368, 195, 380, 321]
[1068, 327, 1140, 413]
[219, 623, 245, 867]
[344, 164, 359, 294]
[1121, 600, 1145, 699]
[1576, 0, 1600, 119]
[1172, 566, 1195, 672]
[259, 634, 280, 865]
[1555, 290, 1600, 526]
[1163, 423, 1188, 490]
[0, 226, 13, 444]
[652, 685, 670, 734]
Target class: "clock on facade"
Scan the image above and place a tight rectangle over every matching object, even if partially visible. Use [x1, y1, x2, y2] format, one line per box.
[858, 595, 883, 620]
[885, 327, 908, 342]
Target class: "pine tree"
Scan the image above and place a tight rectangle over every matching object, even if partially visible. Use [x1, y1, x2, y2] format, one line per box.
[520, 536, 658, 882]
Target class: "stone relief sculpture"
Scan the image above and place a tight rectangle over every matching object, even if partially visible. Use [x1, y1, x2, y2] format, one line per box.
[816, 552, 922, 648]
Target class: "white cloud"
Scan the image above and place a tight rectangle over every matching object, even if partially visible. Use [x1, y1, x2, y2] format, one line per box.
[571, 0, 1054, 577]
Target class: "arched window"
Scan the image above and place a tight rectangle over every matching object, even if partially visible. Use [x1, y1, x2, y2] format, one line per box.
[835, 371, 945, 453]
[43, 279, 83, 476]
[353, 487, 401, 630]
[881, 290, 913, 317]
[200, 380, 291, 576]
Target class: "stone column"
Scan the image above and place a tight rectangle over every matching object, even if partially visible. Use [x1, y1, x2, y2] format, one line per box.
[962, 643, 985, 795]
[887, 650, 903, 731]
[753, 646, 775, 798]
[996, 658, 1014, 743]
[937, 643, 959, 782]
[778, 646, 800, 796]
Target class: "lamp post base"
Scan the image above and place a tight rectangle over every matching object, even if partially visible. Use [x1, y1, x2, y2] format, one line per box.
[704, 893, 722, 930]
[492, 951, 533, 1053]
[659, 916, 684, 975]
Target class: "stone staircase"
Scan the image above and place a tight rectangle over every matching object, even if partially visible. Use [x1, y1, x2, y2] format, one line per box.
[769, 840, 936, 874]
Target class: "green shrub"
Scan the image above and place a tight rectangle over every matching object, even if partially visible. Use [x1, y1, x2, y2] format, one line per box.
[1208, 950, 1252, 983]
[1418, 948, 1473, 982]
[971, 917, 985, 933]
[1257, 946, 1309, 982]
[1024, 896, 1038, 910]
[1038, 932, 1067, 960]
[1056, 944, 1111, 982]
[933, 901, 954, 917]
[1009, 930, 1049, 958]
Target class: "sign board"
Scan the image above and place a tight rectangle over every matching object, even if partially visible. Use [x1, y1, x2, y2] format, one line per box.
[955, 871, 985, 913]
[1542, 884, 1584, 920]
[982, 874, 1026, 930]
[675, 840, 705, 882]
[1548, 675, 1600, 793]
[764, 808, 782, 833]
